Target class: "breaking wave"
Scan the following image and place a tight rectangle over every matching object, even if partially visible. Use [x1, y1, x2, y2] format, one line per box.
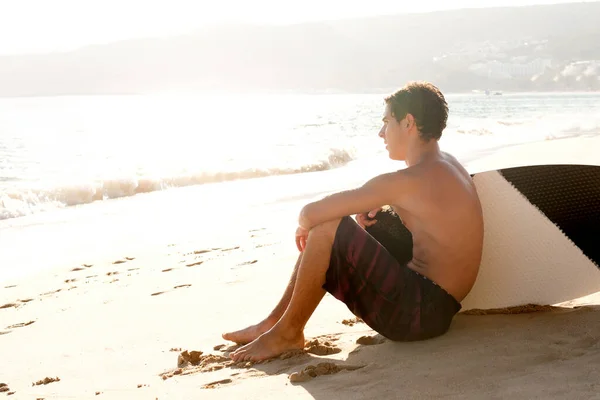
[0, 148, 354, 220]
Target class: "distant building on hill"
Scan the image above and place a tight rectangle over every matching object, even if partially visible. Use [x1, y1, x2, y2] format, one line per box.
[559, 60, 600, 80]
[468, 59, 553, 79]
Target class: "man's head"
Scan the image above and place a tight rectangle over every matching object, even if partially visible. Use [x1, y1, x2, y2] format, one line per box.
[379, 81, 448, 161]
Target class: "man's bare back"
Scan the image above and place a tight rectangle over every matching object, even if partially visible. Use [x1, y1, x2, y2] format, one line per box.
[386, 152, 483, 301]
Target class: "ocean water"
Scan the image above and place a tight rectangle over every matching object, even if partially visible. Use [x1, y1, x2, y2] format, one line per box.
[2, 92, 599, 221]
[1, 91, 599, 283]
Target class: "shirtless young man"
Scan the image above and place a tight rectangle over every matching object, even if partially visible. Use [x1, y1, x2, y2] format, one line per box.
[223, 81, 484, 362]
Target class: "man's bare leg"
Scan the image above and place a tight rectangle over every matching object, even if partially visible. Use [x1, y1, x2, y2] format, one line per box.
[230, 218, 339, 362]
[222, 254, 302, 344]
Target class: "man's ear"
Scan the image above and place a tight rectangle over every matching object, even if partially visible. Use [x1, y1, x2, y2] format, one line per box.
[405, 113, 415, 129]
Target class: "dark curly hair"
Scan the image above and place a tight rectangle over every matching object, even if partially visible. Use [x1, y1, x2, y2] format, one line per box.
[385, 81, 449, 141]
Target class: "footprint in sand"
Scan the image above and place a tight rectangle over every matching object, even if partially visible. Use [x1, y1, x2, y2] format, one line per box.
[6, 298, 35, 307]
[289, 362, 365, 383]
[151, 284, 191, 296]
[256, 242, 278, 248]
[181, 249, 214, 259]
[203, 378, 232, 389]
[113, 257, 134, 264]
[41, 289, 62, 296]
[71, 264, 92, 272]
[194, 249, 213, 255]
[174, 284, 192, 289]
[32, 377, 60, 386]
[221, 246, 240, 252]
[7, 321, 35, 329]
[186, 261, 204, 267]
[356, 334, 386, 346]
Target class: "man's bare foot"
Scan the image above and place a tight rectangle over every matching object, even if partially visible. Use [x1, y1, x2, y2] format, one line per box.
[230, 328, 305, 362]
[222, 318, 276, 345]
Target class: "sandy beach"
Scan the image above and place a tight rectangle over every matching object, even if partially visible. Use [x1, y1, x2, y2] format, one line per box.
[1, 137, 599, 399]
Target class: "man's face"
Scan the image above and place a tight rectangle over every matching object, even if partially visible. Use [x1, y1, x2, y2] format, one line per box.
[378, 103, 408, 161]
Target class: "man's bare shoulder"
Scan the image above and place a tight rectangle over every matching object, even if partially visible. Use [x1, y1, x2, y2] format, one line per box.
[396, 154, 467, 181]
[399, 154, 478, 206]
[364, 153, 475, 207]
[430, 154, 481, 208]
[422, 153, 472, 183]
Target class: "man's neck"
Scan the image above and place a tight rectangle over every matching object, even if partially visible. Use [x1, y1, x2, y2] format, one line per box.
[405, 138, 441, 167]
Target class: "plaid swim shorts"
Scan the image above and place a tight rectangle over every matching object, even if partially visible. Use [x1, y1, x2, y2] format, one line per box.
[322, 215, 462, 341]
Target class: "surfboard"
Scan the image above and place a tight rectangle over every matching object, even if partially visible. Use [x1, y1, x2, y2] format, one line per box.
[461, 163, 600, 310]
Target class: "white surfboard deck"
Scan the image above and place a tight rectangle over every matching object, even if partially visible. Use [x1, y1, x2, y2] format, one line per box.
[460, 163, 600, 310]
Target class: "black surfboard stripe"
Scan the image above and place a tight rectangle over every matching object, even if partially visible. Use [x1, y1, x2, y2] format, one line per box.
[497, 164, 600, 268]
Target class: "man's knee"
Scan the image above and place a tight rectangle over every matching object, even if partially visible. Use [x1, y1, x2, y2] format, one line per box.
[309, 218, 342, 242]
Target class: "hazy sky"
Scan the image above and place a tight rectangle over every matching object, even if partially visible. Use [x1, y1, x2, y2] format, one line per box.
[0, 0, 595, 55]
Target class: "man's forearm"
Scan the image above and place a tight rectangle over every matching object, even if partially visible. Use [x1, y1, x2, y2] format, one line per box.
[298, 203, 317, 230]
[297, 192, 364, 230]
[298, 192, 337, 230]
[297, 175, 397, 230]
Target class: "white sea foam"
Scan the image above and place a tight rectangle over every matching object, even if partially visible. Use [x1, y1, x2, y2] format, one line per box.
[0, 147, 356, 220]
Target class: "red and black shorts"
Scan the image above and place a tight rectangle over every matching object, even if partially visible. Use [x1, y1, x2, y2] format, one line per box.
[322, 215, 462, 341]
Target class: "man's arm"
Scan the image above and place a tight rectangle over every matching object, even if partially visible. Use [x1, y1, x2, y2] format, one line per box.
[298, 169, 419, 230]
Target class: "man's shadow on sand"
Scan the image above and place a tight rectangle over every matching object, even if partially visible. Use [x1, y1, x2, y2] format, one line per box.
[193, 303, 600, 398]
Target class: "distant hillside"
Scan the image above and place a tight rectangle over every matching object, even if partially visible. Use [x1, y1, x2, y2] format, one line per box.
[1, 2, 599, 96]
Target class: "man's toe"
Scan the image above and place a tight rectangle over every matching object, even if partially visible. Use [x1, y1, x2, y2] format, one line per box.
[232, 350, 245, 361]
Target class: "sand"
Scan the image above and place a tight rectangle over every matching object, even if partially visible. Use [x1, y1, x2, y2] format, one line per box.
[1, 137, 599, 399]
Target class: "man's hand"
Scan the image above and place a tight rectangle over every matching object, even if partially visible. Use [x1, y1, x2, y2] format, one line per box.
[356, 207, 382, 229]
[295, 226, 310, 252]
